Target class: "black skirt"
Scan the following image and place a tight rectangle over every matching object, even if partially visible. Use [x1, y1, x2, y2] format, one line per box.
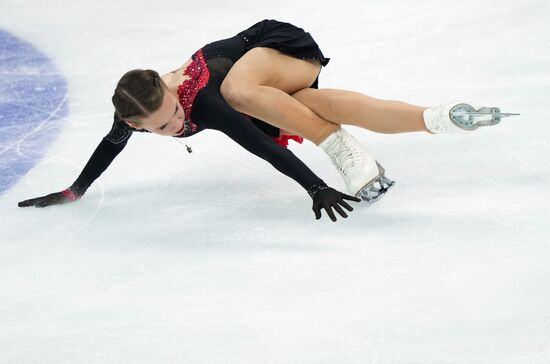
[202, 19, 330, 68]
[200, 19, 330, 137]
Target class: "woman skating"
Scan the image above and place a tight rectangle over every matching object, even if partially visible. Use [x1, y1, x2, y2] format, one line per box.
[18, 19, 513, 221]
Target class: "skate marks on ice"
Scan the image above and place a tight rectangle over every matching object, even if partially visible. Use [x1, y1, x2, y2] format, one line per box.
[1, 0, 550, 362]
[0, 156, 105, 247]
[536, 318, 550, 364]
[0, 317, 380, 363]
[0, 30, 69, 195]
[323, 212, 550, 363]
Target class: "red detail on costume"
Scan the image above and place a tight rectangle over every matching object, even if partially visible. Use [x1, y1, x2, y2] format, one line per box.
[272, 134, 304, 148]
[62, 188, 80, 201]
[176, 49, 303, 147]
[177, 49, 210, 135]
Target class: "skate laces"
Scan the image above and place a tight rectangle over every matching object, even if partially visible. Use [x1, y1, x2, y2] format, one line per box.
[430, 104, 447, 133]
[329, 132, 368, 177]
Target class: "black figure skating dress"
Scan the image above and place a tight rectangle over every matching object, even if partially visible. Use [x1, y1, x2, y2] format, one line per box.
[69, 19, 332, 199]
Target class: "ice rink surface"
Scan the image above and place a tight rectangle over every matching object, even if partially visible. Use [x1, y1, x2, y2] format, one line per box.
[1, 0, 549, 363]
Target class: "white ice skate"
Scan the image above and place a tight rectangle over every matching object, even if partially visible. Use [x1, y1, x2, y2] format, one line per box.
[423, 101, 520, 134]
[319, 127, 395, 203]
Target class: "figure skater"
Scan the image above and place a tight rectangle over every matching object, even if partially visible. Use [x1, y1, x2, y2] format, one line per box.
[17, 19, 516, 222]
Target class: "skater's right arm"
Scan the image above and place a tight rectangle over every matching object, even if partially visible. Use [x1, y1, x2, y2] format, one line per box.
[18, 113, 138, 208]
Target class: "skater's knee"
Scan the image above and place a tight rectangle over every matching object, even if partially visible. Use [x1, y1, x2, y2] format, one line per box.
[220, 79, 255, 111]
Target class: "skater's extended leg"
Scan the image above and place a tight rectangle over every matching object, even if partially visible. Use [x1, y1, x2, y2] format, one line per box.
[222, 47, 429, 145]
[291, 88, 430, 134]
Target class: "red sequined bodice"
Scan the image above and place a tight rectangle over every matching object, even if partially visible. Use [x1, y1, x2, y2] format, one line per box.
[177, 49, 210, 136]
[175, 47, 303, 148]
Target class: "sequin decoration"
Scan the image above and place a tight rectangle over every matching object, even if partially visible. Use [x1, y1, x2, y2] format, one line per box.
[177, 48, 210, 136]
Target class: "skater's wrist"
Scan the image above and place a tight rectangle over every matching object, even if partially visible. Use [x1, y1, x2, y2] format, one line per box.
[307, 182, 330, 198]
[68, 182, 88, 198]
[62, 188, 81, 201]
[63, 183, 87, 201]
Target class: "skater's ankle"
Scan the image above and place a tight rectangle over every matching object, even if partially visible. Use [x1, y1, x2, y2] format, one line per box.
[314, 125, 341, 146]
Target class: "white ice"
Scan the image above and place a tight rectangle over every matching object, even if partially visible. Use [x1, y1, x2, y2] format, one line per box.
[1, 0, 550, 363]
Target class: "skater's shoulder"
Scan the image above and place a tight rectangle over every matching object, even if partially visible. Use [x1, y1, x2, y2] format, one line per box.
[161, 57, 193, 94]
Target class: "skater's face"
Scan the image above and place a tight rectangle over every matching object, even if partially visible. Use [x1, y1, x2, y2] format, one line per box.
[125, 91, 186, 137]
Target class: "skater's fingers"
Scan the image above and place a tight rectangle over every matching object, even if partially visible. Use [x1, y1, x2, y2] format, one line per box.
[342, 194, 361, 202]
[339, 199, 354, 212]
[313, 206, 322, 220]
[18, 198, 40, 207]
[323, 204, 337, 222]
[333, 203, 348, 219]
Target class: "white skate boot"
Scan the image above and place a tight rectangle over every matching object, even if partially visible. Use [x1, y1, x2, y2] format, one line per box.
[423, 101, 520, 134]
[319, 127, 395, 203]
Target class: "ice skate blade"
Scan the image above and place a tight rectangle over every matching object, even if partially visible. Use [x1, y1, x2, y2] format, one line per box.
[355, 174, 395, 204]
[449, 103, 520, 130]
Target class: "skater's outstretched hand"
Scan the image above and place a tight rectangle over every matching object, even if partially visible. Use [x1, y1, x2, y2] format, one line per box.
[311, 186, 361, 222]
[18, 188, 81, 208]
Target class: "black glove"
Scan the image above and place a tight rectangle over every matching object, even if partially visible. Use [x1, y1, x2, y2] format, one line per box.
[309, 183, 361, 222]
[18, 187, 82, 208]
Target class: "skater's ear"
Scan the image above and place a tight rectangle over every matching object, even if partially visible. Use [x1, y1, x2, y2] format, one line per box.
[124, 119, 141, 129]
